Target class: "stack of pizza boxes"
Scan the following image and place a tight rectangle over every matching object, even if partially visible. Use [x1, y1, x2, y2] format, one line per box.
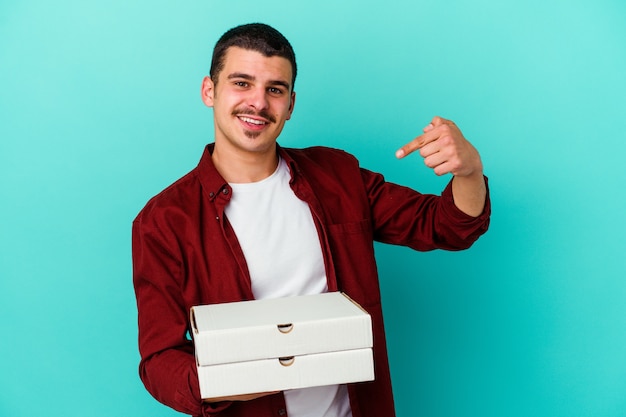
[190, 292, 374, 399]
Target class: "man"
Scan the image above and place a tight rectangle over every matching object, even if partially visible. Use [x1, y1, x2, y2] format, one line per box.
[132, 23, 490, 417]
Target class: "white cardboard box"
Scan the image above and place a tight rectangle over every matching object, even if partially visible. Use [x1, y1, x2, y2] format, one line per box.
[190, 292, 374, 399]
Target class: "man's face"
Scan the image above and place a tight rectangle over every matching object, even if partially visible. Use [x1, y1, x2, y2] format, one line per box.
[201, 47, 296, 157]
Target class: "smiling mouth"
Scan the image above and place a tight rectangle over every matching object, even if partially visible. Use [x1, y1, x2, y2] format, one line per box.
[233, 107, 276, 127]
[238, 116, 268, 126]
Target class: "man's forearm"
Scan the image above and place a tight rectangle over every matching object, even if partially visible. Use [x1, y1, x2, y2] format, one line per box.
[451, 172, 487, 217]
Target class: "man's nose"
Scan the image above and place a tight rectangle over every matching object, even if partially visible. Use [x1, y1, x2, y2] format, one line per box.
[246, 87, 269, 110]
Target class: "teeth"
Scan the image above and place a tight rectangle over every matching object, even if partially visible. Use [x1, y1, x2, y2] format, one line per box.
[240, 116, 266, 125]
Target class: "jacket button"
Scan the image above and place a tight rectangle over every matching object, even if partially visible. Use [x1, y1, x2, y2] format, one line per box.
[222, 188, 229, 195]
[209, 192, 215, 198]
[278, 409, 287, 416]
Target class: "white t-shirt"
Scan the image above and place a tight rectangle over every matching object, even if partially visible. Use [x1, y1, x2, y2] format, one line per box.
[224, 157, 352, 417]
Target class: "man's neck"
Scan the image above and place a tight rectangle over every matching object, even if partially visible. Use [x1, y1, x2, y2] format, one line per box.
[211, 142, 279, 183]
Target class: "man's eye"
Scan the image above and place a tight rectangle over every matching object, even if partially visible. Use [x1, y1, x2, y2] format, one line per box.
[234, 81, 248, 87]
[268, 87, 283, 94]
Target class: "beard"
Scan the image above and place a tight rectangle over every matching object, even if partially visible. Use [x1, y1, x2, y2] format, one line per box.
[233, 107, 276, 139]
[244, 130, 262, 139]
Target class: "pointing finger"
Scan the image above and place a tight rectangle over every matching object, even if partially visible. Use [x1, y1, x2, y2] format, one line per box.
[395, 133, 424, 158]
[396, 116, 458, 159]
[395, 130, 439, 159]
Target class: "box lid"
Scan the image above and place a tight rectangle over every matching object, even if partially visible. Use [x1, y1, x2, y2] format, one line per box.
[191, 292, 372, 366]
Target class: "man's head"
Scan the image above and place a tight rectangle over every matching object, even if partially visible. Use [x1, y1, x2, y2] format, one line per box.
[210, 23, 297, 90]
[201, 24, 297, 165]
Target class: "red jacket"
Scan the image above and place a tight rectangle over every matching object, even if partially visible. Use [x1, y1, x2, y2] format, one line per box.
[132, 144, 490, 416]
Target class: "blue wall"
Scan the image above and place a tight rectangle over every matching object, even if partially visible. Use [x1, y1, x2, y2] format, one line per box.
[1, 1, 625, 416]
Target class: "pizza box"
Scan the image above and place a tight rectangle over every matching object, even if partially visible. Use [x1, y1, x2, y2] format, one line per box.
[190, 292, 374, 399]
[197, 347, 374, 399]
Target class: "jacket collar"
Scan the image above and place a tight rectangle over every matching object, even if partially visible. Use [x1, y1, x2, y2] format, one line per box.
[196, 143, 301, 201]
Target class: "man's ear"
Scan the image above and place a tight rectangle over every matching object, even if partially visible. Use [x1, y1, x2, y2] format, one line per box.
[286, 91, 296, 120]
[201, 76, 215, 107]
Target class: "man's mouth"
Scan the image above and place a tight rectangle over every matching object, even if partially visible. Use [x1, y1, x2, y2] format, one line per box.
[233, 108, 276, 129]
[238, 116, 268, 126]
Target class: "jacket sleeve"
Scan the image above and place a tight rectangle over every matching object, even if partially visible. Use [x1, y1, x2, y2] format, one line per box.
[361, 168, 491, 250]
[132, 213, 232, 416]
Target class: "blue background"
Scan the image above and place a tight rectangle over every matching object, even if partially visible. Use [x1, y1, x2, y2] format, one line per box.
[1, 1, 625, 416]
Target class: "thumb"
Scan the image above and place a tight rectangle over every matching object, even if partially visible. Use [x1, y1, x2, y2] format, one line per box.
[431, 115, 455, 127]
[431, 116, 446, 126]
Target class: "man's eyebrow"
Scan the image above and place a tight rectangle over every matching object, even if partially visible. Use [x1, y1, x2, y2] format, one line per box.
[227, 72, 255, 81]
[268, 79, 291, 90]
[227, 72, 291, 90]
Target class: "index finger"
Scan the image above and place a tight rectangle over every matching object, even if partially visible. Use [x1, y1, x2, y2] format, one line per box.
[395, 130, 438, 159]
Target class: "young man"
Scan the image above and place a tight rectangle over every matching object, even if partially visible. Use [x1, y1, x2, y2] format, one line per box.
[132, 23, 490, 417]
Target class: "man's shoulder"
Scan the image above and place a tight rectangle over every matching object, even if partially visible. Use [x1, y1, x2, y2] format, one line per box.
[282, 145, 359, 167]
[284, 145, 354, 157]
[134, 167, 201, 222]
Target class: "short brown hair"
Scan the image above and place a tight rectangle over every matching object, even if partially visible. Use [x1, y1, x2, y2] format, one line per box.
[210, 23, 297, 89]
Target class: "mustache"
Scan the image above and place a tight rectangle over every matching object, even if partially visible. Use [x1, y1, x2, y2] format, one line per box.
[232, 107, 276, 124]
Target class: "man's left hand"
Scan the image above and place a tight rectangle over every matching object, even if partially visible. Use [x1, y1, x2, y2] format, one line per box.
[396, 116, 486, 217]
[395, 116, 483, 178]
